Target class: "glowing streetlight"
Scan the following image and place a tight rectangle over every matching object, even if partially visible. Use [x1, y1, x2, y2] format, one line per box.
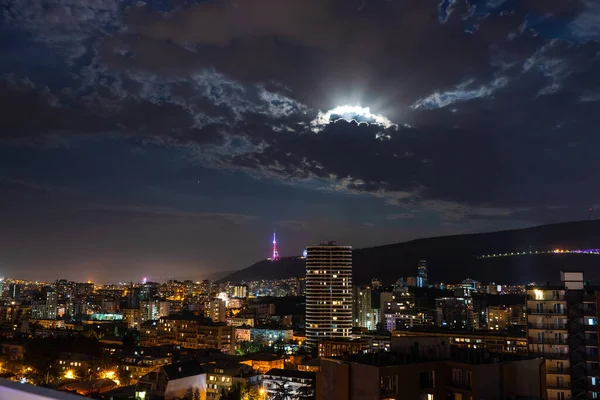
[101, 370, 120, 385]
[64, 370, 76, 380]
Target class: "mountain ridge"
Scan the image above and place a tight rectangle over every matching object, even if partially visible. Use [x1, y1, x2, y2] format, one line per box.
[219, 220, 600, 284]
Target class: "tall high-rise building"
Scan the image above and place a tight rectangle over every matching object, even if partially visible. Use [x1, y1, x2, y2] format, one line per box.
[305, 242, 352, 349]
[140, 282, 160, 301]
[205, 299, 226, 323]
[526, 271, 600, 400]
[8, 284, 20, 299]
[435, 297, 476, 329]
[45, 290, 58, 319]
[352, 285, 373, 330]
[140, 300, 170, 322]
[417, 260, 428, 288]
[232, 285, 248, 299]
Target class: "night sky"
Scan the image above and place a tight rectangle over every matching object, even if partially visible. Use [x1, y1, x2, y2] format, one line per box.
[1, 0, 599, 283]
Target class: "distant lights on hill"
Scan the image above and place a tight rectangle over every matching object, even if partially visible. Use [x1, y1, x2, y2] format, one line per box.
[478, 248, 600, 259]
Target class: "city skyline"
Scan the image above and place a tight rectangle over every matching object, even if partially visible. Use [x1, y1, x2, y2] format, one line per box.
[2, 0, 600, 281]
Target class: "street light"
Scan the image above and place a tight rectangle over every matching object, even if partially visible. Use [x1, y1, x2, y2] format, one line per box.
[259, 387, 266, 399]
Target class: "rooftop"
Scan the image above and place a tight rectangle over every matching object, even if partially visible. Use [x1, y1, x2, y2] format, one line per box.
[57, 353, 94, 361]
[264, 368, 315, 380]
[328, 347, 537, 368]
[239, 353, 283, 362]
[163, 360, 205, 380]
[392, 328, 525, 339]
[0, 379, 86, 399]
[318, 338, 371, 344]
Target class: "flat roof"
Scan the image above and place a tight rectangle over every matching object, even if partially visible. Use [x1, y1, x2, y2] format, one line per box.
[264, 368, 315, 380]
[239, 353, 283, 362]
[392, 329, 525, 339]
[0, 379, 86, 399]
[324, 347, 536, 368]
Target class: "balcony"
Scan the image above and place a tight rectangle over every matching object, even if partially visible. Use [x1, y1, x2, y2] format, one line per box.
[448, 381, 472, 391]
[546, 367, 570, 374]
[528, 323, 568, 331]
[527, 309, 566, 315]
[586, 337, 599, 346]
[529, 352, 570, 360]
[529, 338, 567, 345]
[546, 381, 570, 390]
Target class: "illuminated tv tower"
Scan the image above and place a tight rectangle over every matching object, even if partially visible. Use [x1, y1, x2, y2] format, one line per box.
[272, 231, 279, 260]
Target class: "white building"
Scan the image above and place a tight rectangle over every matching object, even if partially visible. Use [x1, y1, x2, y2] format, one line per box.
[136, 360, 206, 400]
[140, 300, 170, 322]
[305, 242, 352, 349]
[262, 368, 315, 399]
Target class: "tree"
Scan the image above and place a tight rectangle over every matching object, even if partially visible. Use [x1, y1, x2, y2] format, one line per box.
[122, 328, 140, 348]
[219, 385, 242, 400]
[117, 368, 132, 387]
[271, 381, 293, 400]
[236, 341, 260, 356]
[219, 382, 259, 400]
[240, 382, 261, 400]
[294, 384, 315, 400]
[83, 328, 99, 340]
[271, 339, 285, 356]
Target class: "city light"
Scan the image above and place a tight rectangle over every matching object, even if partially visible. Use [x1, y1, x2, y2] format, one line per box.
[64, 370, 76, 380]
[101, 370, 120, 385]
[478, 248, 600, 259]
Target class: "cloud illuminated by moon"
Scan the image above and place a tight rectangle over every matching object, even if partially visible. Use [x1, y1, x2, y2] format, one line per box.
[310, 105, 397, 134]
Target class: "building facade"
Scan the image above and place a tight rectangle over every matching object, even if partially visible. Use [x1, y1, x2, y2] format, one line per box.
[140, 316, 235, 354]
[435, 297, 477, 330]
[205, 299, 226, 323]
[352, 285, 373, 330]
[262, 369, 315, 399]
[526, 271, 600, 400]
[305, 242, 352, 349]
[318, 349, 544, 400]
[487, 306, 509, 331]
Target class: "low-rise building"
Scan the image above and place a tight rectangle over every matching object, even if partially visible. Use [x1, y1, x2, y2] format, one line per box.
[262, 369, 315, 399]
[122, 309, 141, 329]
[28, 319, 65, 329]
[487, 306, 509, 330]
[318, 338, 371, 358]
[392, 329, 527, 354]
[227, 317, 254, 327]
[140, 315, 235, 354]
[298, 358, 321, 373]
[204, 361, 255, 400]
[119, 354, 171, 383]
[318, 347, 544, 400]
[235, 327, 252, 342]
[135, 360, 206, 400]
[250, 328, 293, 346]
[239, 353, 285, 374]
[56, 353, 94, 380]
[1, 342, 25, 360]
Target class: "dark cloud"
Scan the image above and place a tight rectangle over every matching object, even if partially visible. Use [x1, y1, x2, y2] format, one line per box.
[83, 206, 260, 224]
[1, 0, 600, 280]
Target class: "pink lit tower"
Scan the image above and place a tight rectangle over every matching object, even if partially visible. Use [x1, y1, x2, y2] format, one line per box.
[272, 231, 280, 260]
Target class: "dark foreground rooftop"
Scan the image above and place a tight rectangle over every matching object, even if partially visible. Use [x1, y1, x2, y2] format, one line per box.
[332, 347, 538, 368]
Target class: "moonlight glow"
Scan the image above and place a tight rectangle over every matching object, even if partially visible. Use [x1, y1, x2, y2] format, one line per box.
[310, 105, 397, 133]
